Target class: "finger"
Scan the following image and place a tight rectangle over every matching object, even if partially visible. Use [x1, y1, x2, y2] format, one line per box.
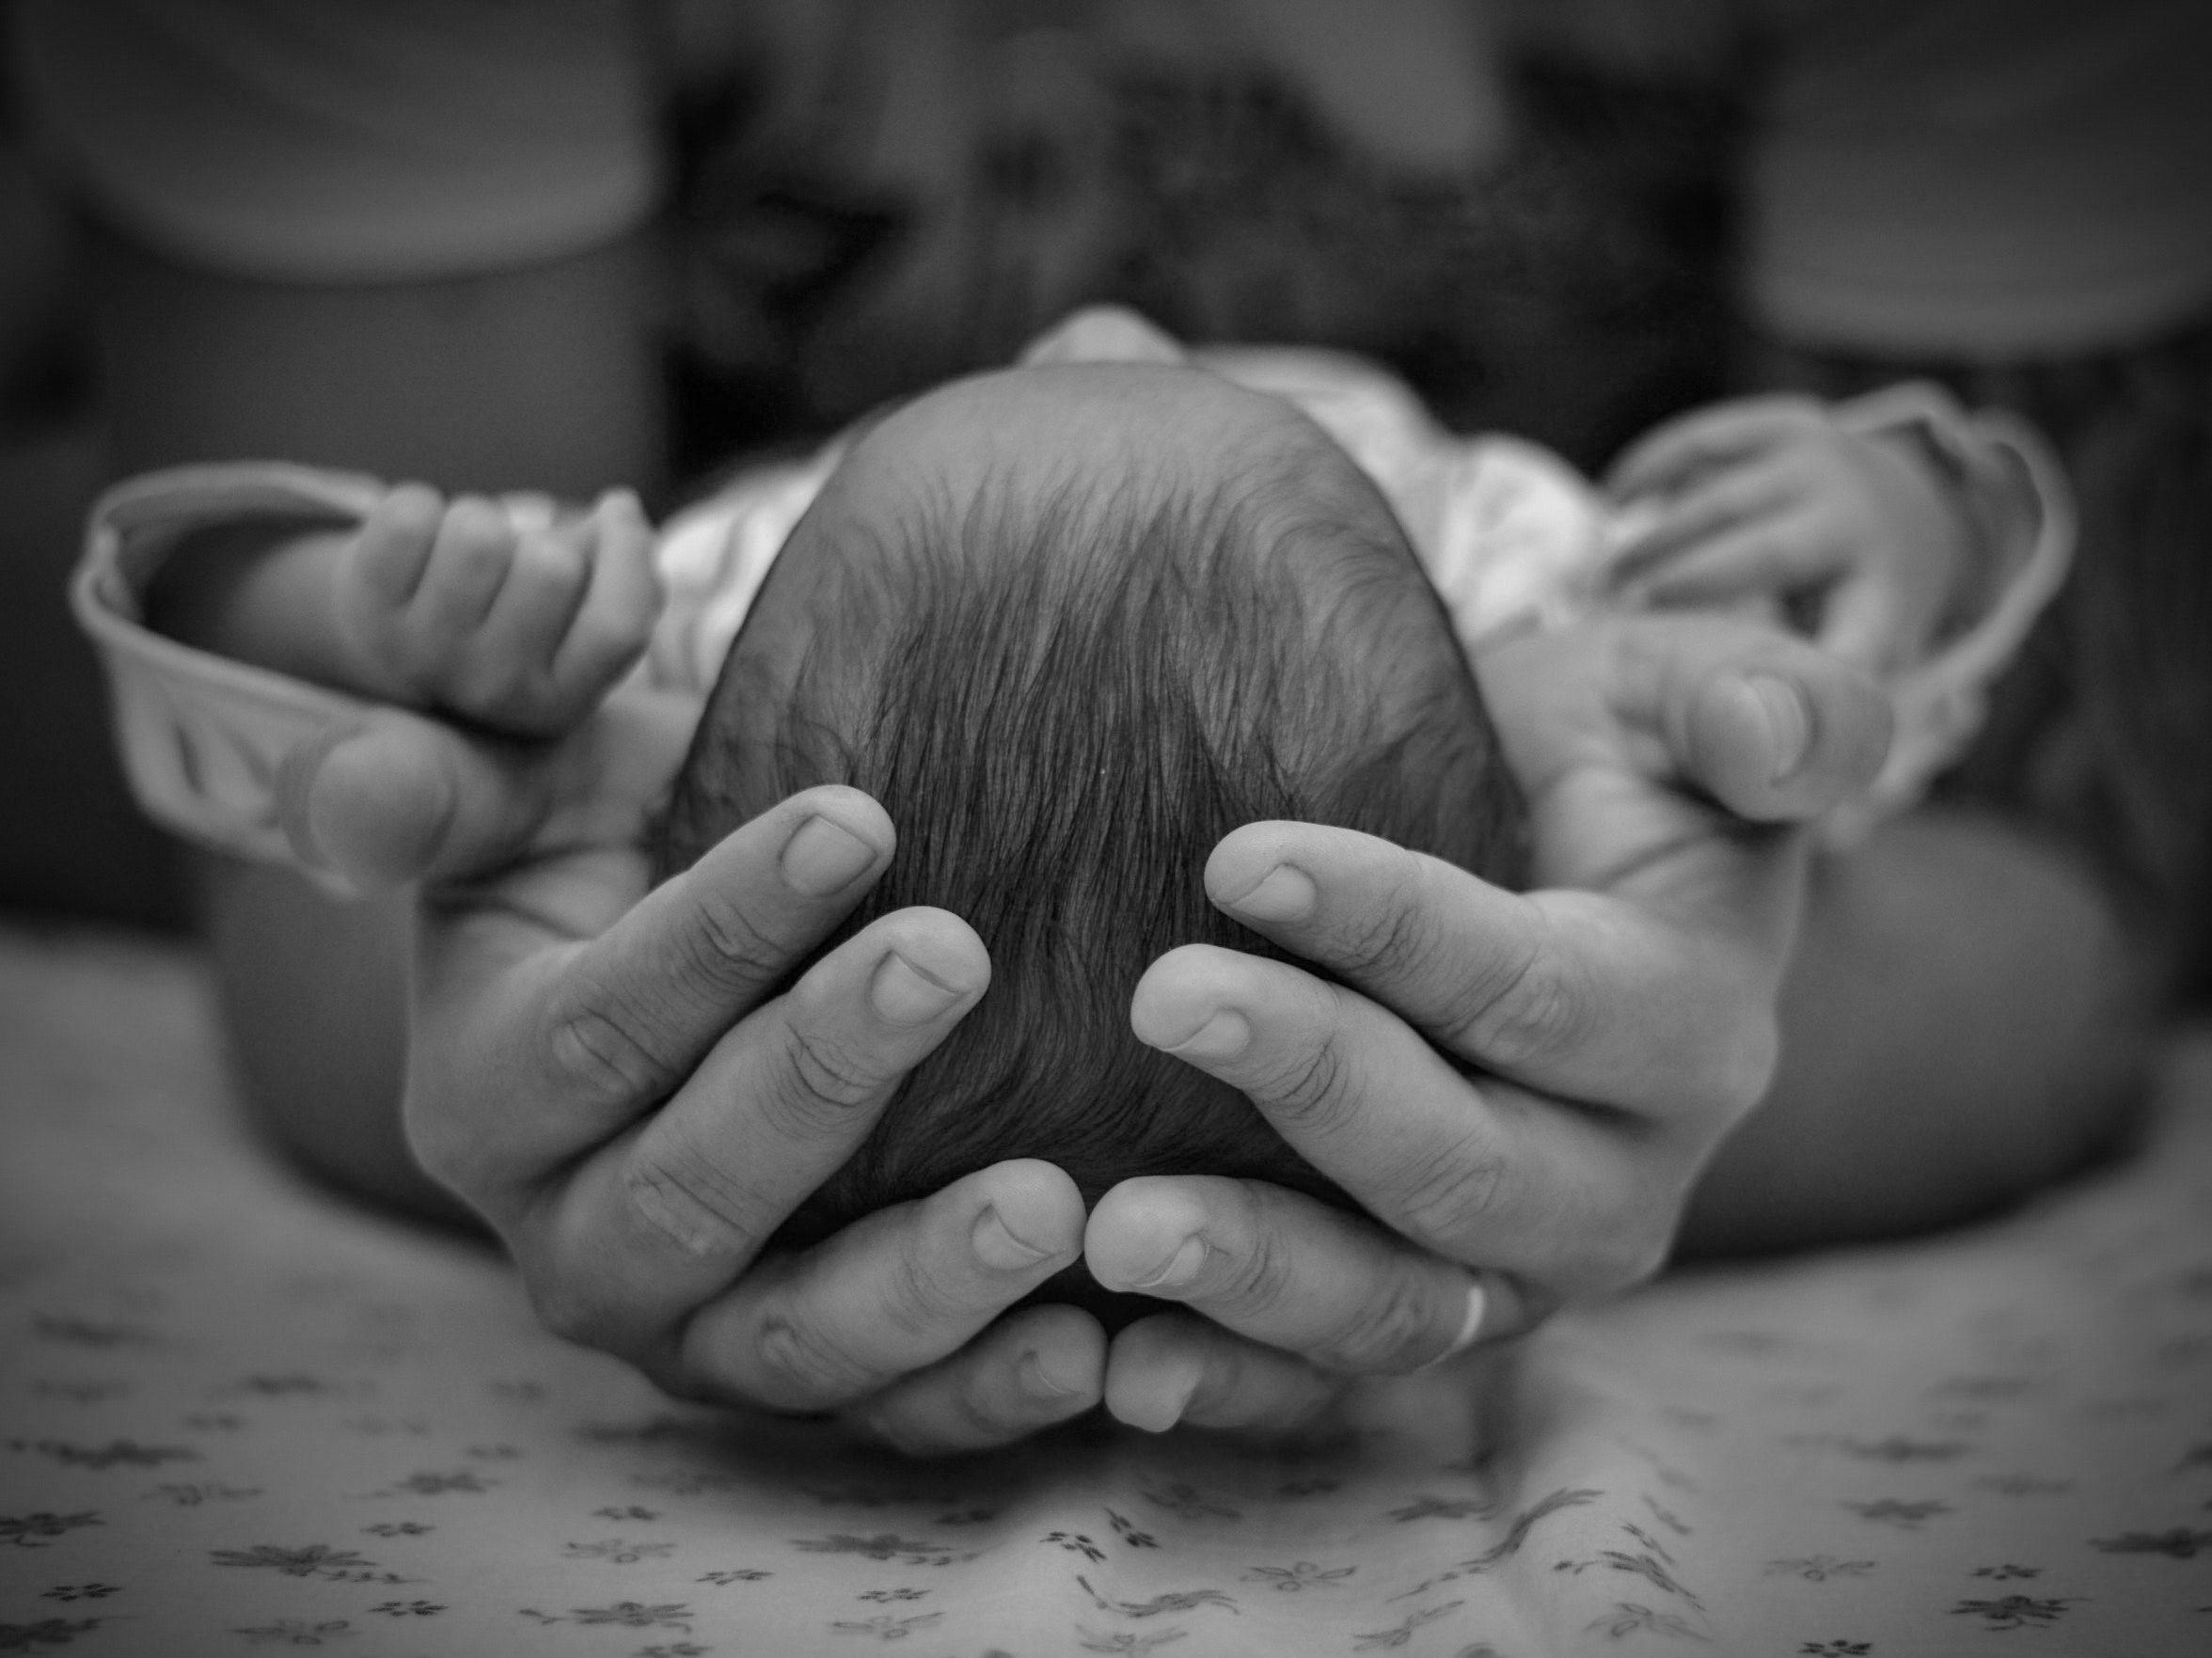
[1127, 945, 1668, 1291]
[347, 483, 445, 608]
[1816, 571, 1909, 671]
[1104, 1312, 1347, 1434]
[495, 490, 561, 532]
[276, 693, 696, 891]
[1615, 513, 1837, 612]
[1630, 617, 1893, 824]
[1479, 614, 1892, 829]
[1604, 466, 1800, 585]
[1603, 395, 1822, 503]
[680, 1159, 1082, 1412]
[276, 708, 547, 893]
[1086, 1176, 1499, 1372]
[498, 906, 992, 1355]
[551, 489, 663, 691]
[404, 496, 515, 644]
[414, 787, 907, 1175]
[846, 1303, 1105, 1456]
[1197, 824, 1776, 1113]
[470, 522, 593, 687]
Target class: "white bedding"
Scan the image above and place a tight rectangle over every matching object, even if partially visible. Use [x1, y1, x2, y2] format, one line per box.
[4, 930, 2208, 1656]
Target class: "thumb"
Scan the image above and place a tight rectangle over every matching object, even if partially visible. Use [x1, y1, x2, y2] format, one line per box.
[274, 708, 547, 892]
[1663, 624, 1893, 823]
[275, 689, 696, 892]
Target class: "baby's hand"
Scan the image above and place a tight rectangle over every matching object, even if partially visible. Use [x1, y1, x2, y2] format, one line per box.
[333, 484, 662, 736]
[1603, 395, 1972, 673]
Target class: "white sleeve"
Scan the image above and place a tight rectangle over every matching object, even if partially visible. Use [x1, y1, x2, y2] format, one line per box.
[1822, 382, 2076, 841]
[71, 464, 390, 880]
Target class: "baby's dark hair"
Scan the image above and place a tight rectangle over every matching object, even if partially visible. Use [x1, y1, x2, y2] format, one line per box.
[654, 377, 1526, 1255]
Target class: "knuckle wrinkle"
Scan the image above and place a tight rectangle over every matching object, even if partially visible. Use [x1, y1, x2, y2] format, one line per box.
[779, 1023, 884, 1122]
[545, 996, 666, 1111]
[1267, 1034, 1349, 1128]
[755, 1309, 869, 1406]
[1395, 1144, 1507, 1249]
[624, 1140, 761, 1259]
[1323, 1270, 1442, 1374]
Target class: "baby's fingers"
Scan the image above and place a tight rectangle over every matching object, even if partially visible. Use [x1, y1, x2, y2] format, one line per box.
[1606, 465, 1798, 591]
[348, 483, 446, 608]
[445, 492, 659, 733]
[467, 520, 595, 688]
[551, 489, 662, 693]
[1604, 394, 1822, 504]
[1615, 513, 1831, 613]
[413, 496, 519, 636]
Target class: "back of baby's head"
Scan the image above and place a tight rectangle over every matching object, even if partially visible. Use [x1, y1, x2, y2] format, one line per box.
[655, 364, 1525, 1252]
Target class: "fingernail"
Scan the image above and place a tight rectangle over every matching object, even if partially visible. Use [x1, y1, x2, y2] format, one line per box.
[1018, 1349, 1082, 1401]
[1132, 1234, 1209, 1293]
[1449, 1279, 1489, 1354]
[291, 725, 430, 892]
[1415, 1278, 1491, 1371]
[1224, 864, 1316, 924]
[293, 728, 365, 871]
[1741, 672, 1810, 783]
[1125, 1361, 1202, 1434]
[870, 950, 968, 1026]
[972, 1204, 1053, 1271]
[782, 813, 879, 895]
[1158, 1010, 1250, 1062]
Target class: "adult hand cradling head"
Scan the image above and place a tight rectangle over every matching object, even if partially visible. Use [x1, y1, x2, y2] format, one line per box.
[270, 366, 1888, 1454]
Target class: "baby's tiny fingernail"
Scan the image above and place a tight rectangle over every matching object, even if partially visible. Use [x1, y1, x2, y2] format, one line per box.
[1224, 864, 1316, 924]
[1159, 1010, 1250, 1062]
[782, 813, 878, 895]
[1741, 671, 1811, 783]
[972, 1204, 1053, 1271]
[870, 950, 968, 1026]
[1133, 1234, 1209, 1293]
[1018, 1349, 1083, 1402]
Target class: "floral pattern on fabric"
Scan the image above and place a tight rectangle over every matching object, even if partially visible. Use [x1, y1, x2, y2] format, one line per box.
[4, 931, 2211, 1655]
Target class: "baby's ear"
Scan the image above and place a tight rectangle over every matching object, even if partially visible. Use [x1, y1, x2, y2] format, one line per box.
[1019, 307, 1187, 368]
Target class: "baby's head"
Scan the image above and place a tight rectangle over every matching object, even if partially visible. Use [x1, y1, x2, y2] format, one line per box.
[656, 363, 1525, 1260]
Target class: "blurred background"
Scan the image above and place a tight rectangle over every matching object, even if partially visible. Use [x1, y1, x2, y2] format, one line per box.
[2, 0, 2205, 982]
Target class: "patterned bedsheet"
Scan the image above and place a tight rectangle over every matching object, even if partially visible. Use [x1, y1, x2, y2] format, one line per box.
[3, 930, 2208, 1657]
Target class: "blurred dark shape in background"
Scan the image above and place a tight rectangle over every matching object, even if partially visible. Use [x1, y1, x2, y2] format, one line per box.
[0, 16, 183, 928]
[2, 0, 2205, 1010]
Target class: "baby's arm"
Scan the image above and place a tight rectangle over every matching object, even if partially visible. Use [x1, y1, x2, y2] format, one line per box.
[1601, 393, 1980, 674]
[148, 484, 662, 737]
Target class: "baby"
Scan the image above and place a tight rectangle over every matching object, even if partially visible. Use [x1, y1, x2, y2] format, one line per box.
[75, 309, 2066, 1274]
[656, 363, 1525, 1247]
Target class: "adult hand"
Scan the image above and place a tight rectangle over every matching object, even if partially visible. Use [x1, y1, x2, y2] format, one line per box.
[274, 690, 1105, 1453]
[1083, 613, 1891, 1432]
